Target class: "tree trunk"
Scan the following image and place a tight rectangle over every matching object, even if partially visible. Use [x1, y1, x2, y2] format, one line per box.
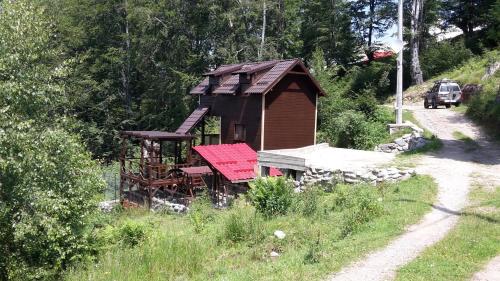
[122, 0, 132, 115]
[258, 0, 266, 61]
[410, 0, 424, 85]
[368, 0, 375, 47]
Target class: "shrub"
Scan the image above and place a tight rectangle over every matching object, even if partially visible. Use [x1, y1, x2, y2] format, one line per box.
[248, 177, 293, 217]
[118, 220, 149, 247]
[329, 110, 389, 150]
[421, 40, 473, 79]
[221, 209, 264, 244]
[0, 124, 105, 280]
[293, 188, 322, 217]
[466, 85, 500, 138]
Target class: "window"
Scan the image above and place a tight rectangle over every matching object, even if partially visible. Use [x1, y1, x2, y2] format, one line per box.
[234, 124, 246, 141]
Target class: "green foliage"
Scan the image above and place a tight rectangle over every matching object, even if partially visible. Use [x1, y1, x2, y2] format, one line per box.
[466, 84, 500, 139]
[331, 185, 384, 237]
[0, 121, 105, 280]
[303, 234, 322, 264]
[420, 40, 473, 79]
[396, 185, 500, 281]
[118, 220, 150, 247]
[248, 177, 294, 218]
[65, 176, 437, 280]
[293, 188, 322, 217]
[312, 48, 394, 150]
[0, 0, 70, 122]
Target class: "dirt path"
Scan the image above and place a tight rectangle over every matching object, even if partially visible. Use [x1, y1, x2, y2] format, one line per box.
[471, 255, 500, 281]
[328, 105, 500, 281]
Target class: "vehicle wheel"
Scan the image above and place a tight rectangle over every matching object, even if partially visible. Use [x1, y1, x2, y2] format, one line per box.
[424, 99, 430, 109]
[431, 99, 438, 109]
[455, 102, 461, 107]
[445, 104, 451, 108]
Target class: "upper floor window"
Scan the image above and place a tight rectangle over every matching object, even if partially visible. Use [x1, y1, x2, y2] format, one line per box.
[234, 124, 246, 141]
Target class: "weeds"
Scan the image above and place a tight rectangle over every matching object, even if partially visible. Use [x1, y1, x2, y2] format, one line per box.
[248, 177, 293, 217]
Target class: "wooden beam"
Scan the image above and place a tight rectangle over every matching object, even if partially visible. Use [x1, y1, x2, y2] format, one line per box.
[288, 71, 307, 75]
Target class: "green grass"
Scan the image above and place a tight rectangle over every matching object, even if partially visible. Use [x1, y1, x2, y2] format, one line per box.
[404, 49, 500, 99]
[451, 104, 468, 114]
[395, 184, 500, 281]
[453, 130, 480, 152]
[65, 176, 438, 281]
[401, 110, 443, 155]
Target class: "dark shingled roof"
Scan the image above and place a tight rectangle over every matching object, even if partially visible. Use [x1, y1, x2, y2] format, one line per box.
[189, 58, 326, 96]
[175, 106, 209, 135]
[121, 131, 195, 140]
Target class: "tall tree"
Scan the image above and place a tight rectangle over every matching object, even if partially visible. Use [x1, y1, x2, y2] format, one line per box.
[351, 0, 397, 46]
[301, 0, 361, 65]
[440, 0, 495, 37]
[410, 0, 424, 85]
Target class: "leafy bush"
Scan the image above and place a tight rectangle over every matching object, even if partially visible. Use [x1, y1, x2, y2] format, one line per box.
[421, 40, 473, 79]
[248, 177, 293, 217]
[118, 220, 150, 247]
[329, 110, 389, 150]
[0, 122, 105, 280]
[467, 85, 500, 138]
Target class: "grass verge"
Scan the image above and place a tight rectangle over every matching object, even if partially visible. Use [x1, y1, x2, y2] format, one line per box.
[65, 176, 437, 281]
[395, 184, 500, 281]
[453, 130, 480, 152]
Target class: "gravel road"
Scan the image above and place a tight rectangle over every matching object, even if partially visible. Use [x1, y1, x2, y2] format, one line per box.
[328, 105, 500, 281]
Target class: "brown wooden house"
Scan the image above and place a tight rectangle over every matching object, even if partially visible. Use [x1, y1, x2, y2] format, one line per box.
[181, 59, 326, 151]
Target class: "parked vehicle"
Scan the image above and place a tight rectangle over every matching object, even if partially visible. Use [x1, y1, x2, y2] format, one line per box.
[424, 79, 462, 109]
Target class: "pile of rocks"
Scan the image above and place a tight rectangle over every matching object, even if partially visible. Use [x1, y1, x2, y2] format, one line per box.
[295, 166, 416, 191]
[151, 197, 188, 213]
[98, 198, 188, 213]
[99, 199, 119, 212]
[375, 131, 427, 153]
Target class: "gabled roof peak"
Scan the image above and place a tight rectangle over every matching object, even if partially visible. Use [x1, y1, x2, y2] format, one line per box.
[191, 58, 325, 96]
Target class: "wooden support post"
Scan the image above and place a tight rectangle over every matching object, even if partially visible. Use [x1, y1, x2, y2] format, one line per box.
[119, 137, 127, 205]
[174, 141, 178, 165]
[159, 141, 163, 164]
[201, 117, 206, 145]
[187, 139, 192, 164]
[140, 139, 145, 178]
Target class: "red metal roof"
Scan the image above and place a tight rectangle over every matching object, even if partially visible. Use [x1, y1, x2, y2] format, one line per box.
[189, 58, 326, 96]
[193, 143, 282, 183]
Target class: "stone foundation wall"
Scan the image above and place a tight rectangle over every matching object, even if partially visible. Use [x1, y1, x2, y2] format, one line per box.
[375, 131, 427, 153]
[294, 166, 416, 191]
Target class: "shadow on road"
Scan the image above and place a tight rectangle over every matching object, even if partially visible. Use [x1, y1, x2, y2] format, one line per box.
[396, 198, 500, 224]
[419, 138, 500, 166]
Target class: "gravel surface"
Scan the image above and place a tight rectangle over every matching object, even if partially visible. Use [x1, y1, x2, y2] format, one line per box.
[471, 255, 500, 281]
[328, 105, 500, 281]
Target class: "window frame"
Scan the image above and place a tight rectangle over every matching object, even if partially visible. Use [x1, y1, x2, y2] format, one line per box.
[233, 123, 246, 142]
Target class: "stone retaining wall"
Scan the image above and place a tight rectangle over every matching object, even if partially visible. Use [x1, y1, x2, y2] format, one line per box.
[375, 131, 427, 153]
[294, 166, 416, 191]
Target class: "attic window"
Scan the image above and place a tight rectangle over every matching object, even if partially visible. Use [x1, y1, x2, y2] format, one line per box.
[234, 124, 246, 141]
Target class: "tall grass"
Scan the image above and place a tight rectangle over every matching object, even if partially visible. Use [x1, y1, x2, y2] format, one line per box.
[65, 176, 438, 281]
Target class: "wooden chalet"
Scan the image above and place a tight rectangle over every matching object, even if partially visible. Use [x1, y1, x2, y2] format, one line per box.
[118, 58, 326, 208]
[186, 58, 326, 151]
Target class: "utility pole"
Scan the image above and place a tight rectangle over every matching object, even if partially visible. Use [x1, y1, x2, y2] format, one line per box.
[396, 0, 403, 124]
